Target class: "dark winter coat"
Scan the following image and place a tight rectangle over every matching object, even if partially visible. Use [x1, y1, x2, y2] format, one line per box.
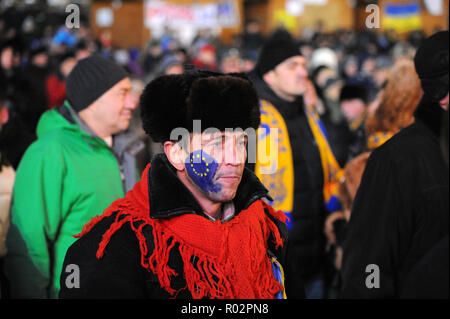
[248, 71, 327, 296]
[341, 94, 449, 298]
[59, 154, 291, 299]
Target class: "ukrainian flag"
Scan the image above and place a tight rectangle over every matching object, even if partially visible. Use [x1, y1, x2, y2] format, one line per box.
[383, 2, 423, 33]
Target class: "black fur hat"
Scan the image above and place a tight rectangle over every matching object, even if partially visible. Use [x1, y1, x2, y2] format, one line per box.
[414, 30, 449, 101]
[339, 83, 369, 104]
[140, 70, 260, 143]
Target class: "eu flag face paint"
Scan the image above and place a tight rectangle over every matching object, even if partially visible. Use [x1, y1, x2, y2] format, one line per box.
[185, 150, 221, 193]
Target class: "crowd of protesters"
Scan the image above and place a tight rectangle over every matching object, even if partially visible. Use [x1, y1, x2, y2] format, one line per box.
[0, 14, 434, 170]
[0, 4, 448, 299]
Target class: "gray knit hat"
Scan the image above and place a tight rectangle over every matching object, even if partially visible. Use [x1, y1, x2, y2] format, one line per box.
[66, 55, 128, 112]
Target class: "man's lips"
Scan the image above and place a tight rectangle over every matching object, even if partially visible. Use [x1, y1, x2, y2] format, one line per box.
[121, 112, 132, 120]
[216, 175, 240, 182]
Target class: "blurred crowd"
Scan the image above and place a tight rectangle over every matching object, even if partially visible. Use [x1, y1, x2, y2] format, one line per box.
[0, 4, 448, 299]
[0, 6, 434, 169]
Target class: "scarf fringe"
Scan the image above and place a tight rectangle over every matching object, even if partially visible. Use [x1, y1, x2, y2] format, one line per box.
[75, 198, 285, 299]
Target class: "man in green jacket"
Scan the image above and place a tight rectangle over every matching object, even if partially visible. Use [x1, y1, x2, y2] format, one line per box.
[4, 55, 138, 298]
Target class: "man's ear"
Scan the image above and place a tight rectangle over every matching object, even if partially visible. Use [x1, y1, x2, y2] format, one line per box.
[263, 71, 275, 87]
[0, 107, 9, 125]
[164, 141, 186, 171]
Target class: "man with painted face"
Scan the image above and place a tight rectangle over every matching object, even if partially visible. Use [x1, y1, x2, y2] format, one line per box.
[59, 70, 292, 299]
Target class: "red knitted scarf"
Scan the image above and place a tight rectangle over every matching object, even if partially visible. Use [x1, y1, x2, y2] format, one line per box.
[76, 165, 287, 299]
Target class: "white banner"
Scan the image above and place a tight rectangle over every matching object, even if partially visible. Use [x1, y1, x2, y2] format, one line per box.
[144, 0, 239, 29]
[424, 0, 444, 16]
[96, 8, 114, 28]
[302, 0, 328, 5]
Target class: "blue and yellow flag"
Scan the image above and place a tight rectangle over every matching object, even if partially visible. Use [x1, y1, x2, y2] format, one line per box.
[383, 2, 422, 33]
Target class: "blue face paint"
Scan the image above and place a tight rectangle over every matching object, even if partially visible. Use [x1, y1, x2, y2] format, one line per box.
[185, 150, 221, 193]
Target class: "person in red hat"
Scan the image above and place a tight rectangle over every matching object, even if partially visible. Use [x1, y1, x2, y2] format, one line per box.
[192, 44, 218, 71]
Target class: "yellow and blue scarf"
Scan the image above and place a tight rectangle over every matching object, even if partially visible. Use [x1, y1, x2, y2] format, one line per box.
[304, 104, 344, 212]
[255, 100, 343, 229]
[255, 100, 294, 228]
[366, 131, 395, 151]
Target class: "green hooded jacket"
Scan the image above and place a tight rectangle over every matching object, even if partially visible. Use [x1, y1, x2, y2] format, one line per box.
[5, 102, 125, 298]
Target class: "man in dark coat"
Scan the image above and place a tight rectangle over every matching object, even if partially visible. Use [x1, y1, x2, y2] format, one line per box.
[341, 31, 449, 299]
[338, 83, 369, 161]
[248, 29, 337, 299]
[59, 70, 292, 299]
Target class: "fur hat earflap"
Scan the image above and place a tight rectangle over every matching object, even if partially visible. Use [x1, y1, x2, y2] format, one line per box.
[140, 70, 261, 143]
[140, 73, 192, 142]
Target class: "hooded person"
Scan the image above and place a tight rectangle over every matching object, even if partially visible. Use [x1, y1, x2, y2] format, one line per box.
[339, 83, 369, 160]
[59, 69, 292, 299]
[4, 55, 141, 298]
[248, 28, 342, 299]
[341, 31, 449, 299]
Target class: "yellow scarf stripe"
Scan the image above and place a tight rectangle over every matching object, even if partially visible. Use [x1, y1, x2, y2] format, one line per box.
[367, 131, 395, 151]
[271, 257, 287, 299]
[256, 100, 343, 220]
[255, 100, 294, 215]
[304, 104, 343, 211]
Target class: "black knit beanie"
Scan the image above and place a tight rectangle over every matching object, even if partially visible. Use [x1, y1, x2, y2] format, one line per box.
[339, 83, 369, 104]
[255, 29, 301, 77]
[414, 31, 449, 101]
[66, 55, 128, 112]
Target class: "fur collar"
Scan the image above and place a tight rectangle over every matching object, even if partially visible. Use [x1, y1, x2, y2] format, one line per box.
[148, 153, 272, 220]
[414, 94, 446, 138]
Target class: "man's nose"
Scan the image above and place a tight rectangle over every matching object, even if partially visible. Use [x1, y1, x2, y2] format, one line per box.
[124, 92, 137, 109]
[222, 139, 243, 165]
[298, 66, 308, 78]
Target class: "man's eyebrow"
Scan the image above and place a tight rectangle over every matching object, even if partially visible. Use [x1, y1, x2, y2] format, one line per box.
[118, 86, 131, 92]
[202, 134, 225, 143]
[204, 132, 247, 143]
